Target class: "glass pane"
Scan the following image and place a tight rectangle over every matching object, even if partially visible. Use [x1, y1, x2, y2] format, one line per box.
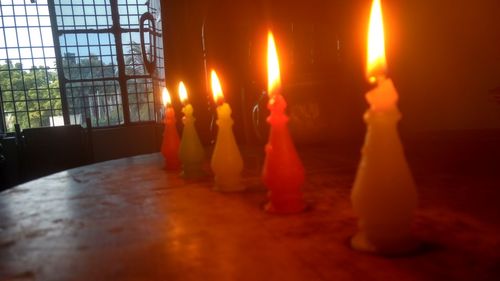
[53, 1, 112, 30]
[0, 0, 61, 132]
[59, 33, 118, 80]
[66, 80, 123, 127]
[127, 77, 154, 122]
[117, 0, 148, 29]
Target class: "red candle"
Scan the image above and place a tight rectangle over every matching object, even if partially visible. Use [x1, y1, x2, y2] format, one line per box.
[262, 31, 305, 214]
[161, 87, 181, 170]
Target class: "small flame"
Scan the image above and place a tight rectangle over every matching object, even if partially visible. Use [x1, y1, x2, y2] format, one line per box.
[162, 87, 171, 107]
[366, 0, 387, 83]
[178, 81, 188, 104]
[210, 70, 224, 105]
[267, 31, 281, 97]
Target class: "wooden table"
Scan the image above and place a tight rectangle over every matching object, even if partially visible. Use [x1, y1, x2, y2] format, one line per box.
[1, 146, 499, 281]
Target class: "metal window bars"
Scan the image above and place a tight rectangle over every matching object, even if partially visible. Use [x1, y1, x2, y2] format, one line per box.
[51, 0, 162, 127]
[0, 0, 63, 132]
[0, 0, 163, 132]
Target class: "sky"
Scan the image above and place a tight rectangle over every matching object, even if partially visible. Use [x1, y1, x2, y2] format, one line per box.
[0, 0, 56, 68]
[0, 0, 150, 69]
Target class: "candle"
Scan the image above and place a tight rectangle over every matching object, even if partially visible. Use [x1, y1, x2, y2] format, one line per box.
[160, 87, 181, 170]
[178, 81, 206, 178]
[210, 70, 245, 191]
[262, 31, 306, 214]
[351, 0, 418, 255]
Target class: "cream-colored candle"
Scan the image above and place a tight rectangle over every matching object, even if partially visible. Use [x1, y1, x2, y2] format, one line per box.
[351, 0, 418, 255]
[210, 70, 244, 191]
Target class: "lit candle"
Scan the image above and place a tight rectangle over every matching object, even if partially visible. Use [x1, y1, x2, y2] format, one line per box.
[210, 70, 245, 191]
[351, 0, 418, 255]
[178, 81, 206, 178]
[262, 31, 306, 214]
[160, 87, 181, 170]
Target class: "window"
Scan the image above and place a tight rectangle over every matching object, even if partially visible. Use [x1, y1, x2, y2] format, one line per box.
[0, 0, 163, 133]
[0, 0, 62, 132]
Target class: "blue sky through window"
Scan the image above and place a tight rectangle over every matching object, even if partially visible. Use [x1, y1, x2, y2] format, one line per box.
[0, 0, 56, 68]
[1, 0, 147, 68]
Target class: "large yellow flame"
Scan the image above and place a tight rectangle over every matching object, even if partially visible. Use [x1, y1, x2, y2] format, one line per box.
[210, 70, 224, 104]
[162, 87, 171, 107]
[267, 31, 281, 97]
[366, 0, 387, 83]
[178, 81, 188, 103]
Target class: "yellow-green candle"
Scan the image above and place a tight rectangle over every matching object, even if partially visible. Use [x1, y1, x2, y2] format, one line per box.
[178, 81, 205, 179]
[210, 70, 244, 191]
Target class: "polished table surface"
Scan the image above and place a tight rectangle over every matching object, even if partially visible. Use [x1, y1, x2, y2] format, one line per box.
[0, 145, 499, 281]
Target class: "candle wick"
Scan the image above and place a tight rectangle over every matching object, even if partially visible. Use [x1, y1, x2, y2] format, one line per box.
[216, 98, 225, 107]
[369, 74, 387, 86]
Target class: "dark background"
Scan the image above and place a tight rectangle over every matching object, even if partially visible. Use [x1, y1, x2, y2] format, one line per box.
[163, 0, 500, 143]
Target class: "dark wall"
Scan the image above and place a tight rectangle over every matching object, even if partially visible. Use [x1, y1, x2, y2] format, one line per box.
[338, 0, 500, 134]
[0, 137, 19, 190]
[0, 124, 165, 189]
[369, 0, 500, 132]
[162, 0, 500, 142]
[91, 124, 163, 162]
[162, 0, 369, 144]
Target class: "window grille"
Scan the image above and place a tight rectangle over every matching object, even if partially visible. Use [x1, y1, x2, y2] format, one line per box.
[0, 0, 62, 132]
[51, 0, 162, 127]
[0, 0, 163, 132]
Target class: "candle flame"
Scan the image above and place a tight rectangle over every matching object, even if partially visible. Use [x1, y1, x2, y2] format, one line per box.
[366, 0, 387, 83]
[178, 81, 188, 103]
[162, 87, 171, 107]
[267, 31, 281, 97]
[210, 70, 224, 104]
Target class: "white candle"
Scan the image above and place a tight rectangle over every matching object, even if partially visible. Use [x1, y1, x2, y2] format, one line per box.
[351, 0, 419, 255]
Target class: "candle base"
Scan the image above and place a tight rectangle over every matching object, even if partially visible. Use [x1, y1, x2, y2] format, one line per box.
[351, 231, 420, 256]
[264, 192, 306, 214]
[213, 176, 245, 192]
[164, 160, 181, 171]
[180, 165, 206, 179]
